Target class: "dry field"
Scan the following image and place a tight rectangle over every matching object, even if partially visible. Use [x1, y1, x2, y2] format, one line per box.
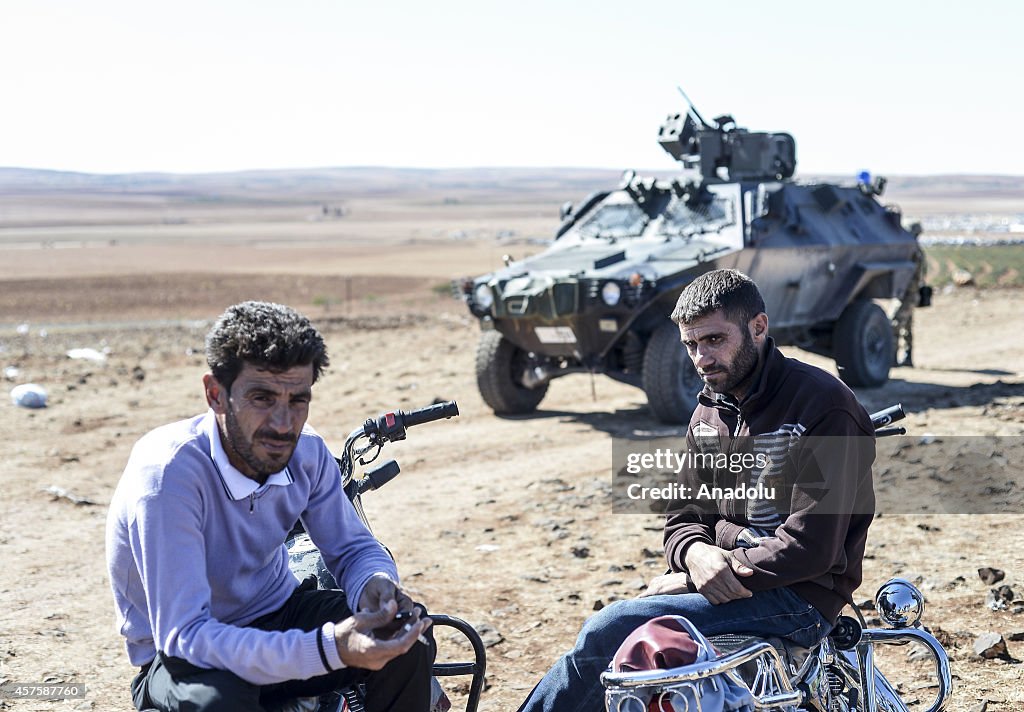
[1, 175, 1022, 711]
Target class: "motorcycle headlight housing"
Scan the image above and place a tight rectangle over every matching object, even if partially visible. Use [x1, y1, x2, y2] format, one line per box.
[601, 281, 622, 306]
[473, 283, 494, 311]
[875, 578, 924, 628]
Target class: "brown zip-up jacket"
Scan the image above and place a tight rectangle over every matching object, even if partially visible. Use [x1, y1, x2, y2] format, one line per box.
[663, 338, 876, 623]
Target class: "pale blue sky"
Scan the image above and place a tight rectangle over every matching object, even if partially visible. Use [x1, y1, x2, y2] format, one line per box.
[2, 0, 1020, 175]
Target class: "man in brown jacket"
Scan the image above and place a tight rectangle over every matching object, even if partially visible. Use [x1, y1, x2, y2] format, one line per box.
[518, 269, 875, 712]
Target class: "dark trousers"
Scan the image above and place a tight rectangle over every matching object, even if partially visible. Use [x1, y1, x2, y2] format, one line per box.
[131, 585, 436, 712]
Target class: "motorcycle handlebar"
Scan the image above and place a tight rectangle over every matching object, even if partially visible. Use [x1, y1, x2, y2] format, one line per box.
[341, 400, 459, 488]
[403, 400, 460, 428]
[363, 400, 460, 445]
[869, 404, 905, 430]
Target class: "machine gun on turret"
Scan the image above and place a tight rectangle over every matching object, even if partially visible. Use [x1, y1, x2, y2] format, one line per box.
[657, 89, 797, 184]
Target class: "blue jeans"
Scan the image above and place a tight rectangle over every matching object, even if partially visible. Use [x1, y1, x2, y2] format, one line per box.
[517, 586, 830, 712]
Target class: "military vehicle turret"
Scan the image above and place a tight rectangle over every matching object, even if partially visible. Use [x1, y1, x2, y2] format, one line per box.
[458, 96, 929, 423]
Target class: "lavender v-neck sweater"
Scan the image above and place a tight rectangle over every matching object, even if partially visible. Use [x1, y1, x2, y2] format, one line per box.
[105, 411, 398, 684]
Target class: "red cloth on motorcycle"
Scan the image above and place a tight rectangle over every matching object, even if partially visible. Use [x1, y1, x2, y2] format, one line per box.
[612, 615, 702, 672]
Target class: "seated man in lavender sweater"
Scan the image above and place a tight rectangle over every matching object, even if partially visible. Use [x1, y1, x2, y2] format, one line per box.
[106, 301, 434, 712]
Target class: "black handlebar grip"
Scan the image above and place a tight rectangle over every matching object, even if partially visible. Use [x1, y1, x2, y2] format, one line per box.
[358, 460, 401, 494]
[402, 400, 459, 428]
[869, 403, 905, 429]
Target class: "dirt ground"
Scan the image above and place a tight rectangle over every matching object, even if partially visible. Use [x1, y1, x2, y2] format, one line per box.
[2, 216, 1023, 710]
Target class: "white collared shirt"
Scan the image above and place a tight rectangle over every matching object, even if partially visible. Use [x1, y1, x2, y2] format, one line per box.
[206, 411, 293, 500]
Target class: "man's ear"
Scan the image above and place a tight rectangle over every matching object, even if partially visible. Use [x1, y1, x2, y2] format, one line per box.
[750, 312, 769, 343]
[203, 373, 229, 414]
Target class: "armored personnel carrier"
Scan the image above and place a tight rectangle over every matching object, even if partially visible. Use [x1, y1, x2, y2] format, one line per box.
[458, 98, 929, 423]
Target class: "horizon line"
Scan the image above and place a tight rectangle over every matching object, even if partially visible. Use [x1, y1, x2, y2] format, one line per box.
[2, 164, 1024, 180]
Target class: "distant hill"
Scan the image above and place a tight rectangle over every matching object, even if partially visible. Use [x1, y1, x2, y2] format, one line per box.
[1, 166, 1022, 203]
[0, 166, 625, 200]
[808, 174, 1024, 202]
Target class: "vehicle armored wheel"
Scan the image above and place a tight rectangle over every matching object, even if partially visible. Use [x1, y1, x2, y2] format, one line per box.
[642, 322, 704, 424]
[833, 300, 894, 388]
[475, 330, 549, 415]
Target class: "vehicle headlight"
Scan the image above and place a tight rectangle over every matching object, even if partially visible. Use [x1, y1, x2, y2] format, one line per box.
[601, 281, 621, 306]
[474, 283, 494, 310]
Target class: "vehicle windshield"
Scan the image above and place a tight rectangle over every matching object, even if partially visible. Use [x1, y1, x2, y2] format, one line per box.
[577, 203, 648, 239]
[659, 195, 735, 237]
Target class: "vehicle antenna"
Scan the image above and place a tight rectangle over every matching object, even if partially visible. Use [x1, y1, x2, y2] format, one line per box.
[676, 86, 714, 129]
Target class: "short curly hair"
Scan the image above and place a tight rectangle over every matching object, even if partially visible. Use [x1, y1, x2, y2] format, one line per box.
[205, 301, 329, 392]
[670, 269, 766, 327]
